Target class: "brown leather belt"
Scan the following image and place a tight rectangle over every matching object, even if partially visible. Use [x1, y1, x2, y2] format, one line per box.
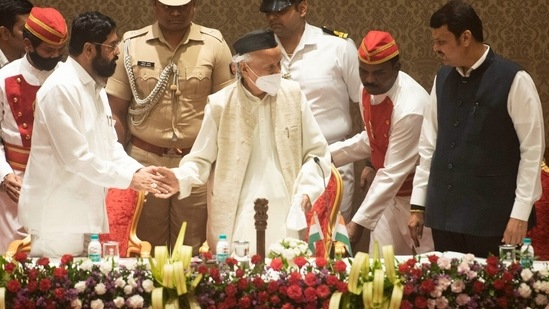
[130, 136, 190, 158]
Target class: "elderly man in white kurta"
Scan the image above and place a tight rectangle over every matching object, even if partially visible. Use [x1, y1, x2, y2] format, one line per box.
[330, 31, 434, 255]
[156, 29, 331, 254]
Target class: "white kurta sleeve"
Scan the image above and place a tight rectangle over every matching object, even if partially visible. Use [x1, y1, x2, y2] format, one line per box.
[352, 113, 423, 229]
[411, 80, 438, 207]
[508, 71, 544, 221]
[292, 92, 331, 205]
[173, 103, 218, 198]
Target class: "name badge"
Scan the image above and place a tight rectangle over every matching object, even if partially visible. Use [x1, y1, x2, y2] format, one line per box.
[137, 61, 154, 68]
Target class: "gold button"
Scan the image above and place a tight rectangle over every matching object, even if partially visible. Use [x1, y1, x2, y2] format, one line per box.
[385, 120, 390, 125]
[17, 112, 22, 117]
[22, 123, 28, 129]
[16, 77, 21, 83]
[383, 134, 387, 138]
[25, 135, 30, 140]
[13, 97, 18, 103]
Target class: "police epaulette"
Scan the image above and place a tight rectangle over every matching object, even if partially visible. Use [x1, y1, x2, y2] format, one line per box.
[322, 26, 349, 39]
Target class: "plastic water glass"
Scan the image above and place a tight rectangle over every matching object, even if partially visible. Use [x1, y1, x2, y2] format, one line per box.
[103, 241, 120, 266]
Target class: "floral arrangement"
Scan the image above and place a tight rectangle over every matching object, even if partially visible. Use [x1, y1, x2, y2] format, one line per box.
[2, 242, 549, 308]
[0, 252, 153, 309]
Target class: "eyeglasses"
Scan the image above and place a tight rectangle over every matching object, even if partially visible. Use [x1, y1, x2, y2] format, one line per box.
[92, 42, 120, 53]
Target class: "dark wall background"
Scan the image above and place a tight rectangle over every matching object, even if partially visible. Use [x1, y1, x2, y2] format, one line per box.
[34, 0, 549, 149]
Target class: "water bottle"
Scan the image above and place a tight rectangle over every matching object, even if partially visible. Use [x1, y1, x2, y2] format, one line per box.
[88, 234, 102, 263]
[520, 237, 534, 268]
[216, 234, 230, 263]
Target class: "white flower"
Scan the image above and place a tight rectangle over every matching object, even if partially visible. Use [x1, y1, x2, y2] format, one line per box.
[100, 262, 113, 274]
[95, 282, 107, 295]
[457, 261, 470, 274]
[436, 257, 451, 270]
[113, 296, 126, 308]
[456, 293, 471, 306]
[451, 279, 465, 293]
[91, 299, 105, 309]
[80, 259, 93, 271]
[521, 268, 534, 281]
[535, 294, 548, 305]
[142, 279, 155, 293]
[435, 296, 449, 308]
[462, 253, 475, 263]
[71, 299, 82, 309]
[127, 275, 138, 287]
[75, 281, 87, 293]
[518, 282, 533, 298]
[115, 277, 126, 288]
[127, 295, 145, 308]
[124, 284, 134, 295]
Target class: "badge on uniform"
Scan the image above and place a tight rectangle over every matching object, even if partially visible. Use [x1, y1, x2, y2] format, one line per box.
[137, 61, 154, 68]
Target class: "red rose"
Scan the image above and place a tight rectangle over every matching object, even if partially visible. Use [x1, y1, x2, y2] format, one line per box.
[304, 286, 317, 302]
[237, 278, 248, 290]
[316, 284, 330, 298]
[406, 258, 417, 266]
[493, 278, 505, 290]
[294, 256, 307, 268]
[235, 268, 244, 278]
[202, 251, 213, 261]
[270, 257, 283, 271]
[427, 254, 439, 264]
[419, 279, 435, 293]
[226, 257, 238, 267]
[238, 296, 252, 308]
[411, 268, 423, 277]
[305, 273, 317, 287]
[7, 279, 21, 292]
[497, 296, 508, 308]
[258, 291, 269, 302]
[315, 257, 327, 268]
[14, 251, 27, 262]
[270, 295, 281, 304]
[60, 254, 73, 265]
[268, 280, 279, 293]
[4, 262, 15, 273]
[281, 304, 294, 309]
[401, 300, 414, 309]
[485, 264, 499, 277]
[288, 271, 302, 284]
[209, 268, 220, 282]
[27, 280, 38, 292]
[197, 264, 208, 274]
[326, 274, 339, 286]
[28, 268, 39, 279]
[53, 266, 68, 278]
[39, 278, 51, 291]
[334, 260, 347, 273]
[403, 283, 415, 295]
[54, 287, 65, 299]
[253, 276, 265, 288]
[414, 296, 428, 308]
[336, 281, 348, 293]
[225, 283, 237, 297]
[251, 254, 262, 265]
[502, 271, 513, 282]
[473, 281, 485, 294]
[287, 284, 303, 301]
[398, 263, 410, 273]
[486, 255, 499, 266]
[36, 257, 50, 266]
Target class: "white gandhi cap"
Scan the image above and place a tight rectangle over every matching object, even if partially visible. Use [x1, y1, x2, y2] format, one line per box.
[158, 0, 191, 5]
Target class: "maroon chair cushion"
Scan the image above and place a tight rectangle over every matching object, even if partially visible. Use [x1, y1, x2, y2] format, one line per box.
[527, 168, 549, 260]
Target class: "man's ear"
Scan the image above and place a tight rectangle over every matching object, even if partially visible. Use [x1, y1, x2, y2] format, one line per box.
[0, 26, 10, 41]
[83, 42, 96, 58]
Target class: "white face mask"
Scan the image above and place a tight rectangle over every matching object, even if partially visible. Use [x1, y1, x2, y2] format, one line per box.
[247, 65, 282, 96]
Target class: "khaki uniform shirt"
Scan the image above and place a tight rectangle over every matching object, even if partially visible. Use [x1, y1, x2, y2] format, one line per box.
[106, 22, 233, 149]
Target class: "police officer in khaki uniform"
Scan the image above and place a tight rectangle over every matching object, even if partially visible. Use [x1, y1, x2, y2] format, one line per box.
[106, 0, 233, 255]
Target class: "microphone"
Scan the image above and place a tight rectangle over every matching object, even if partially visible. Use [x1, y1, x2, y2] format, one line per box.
[314, 157, 328, 199]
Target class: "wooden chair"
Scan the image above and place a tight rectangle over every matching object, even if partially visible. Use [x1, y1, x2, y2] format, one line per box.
[306, 164, 343, 258]
[5, 189, 151, 258]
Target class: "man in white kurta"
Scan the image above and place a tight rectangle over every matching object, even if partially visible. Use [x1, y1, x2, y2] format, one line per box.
[330, 31, 434, 255]
[158, 29, 331, 254]
[0, 6, 67, 254]
[260, 0, 361, 222]
[19, 11, 166, 258]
